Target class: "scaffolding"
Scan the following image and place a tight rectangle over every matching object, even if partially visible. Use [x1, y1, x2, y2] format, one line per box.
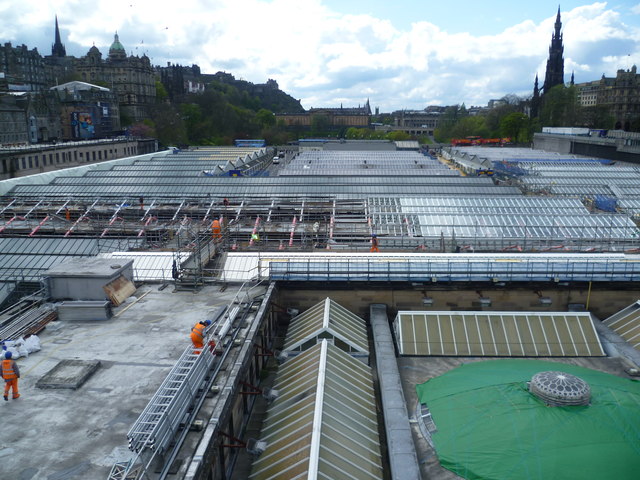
[1, 196, 640, 255]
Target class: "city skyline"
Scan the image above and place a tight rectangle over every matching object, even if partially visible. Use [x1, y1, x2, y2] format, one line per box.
[1, 1, 640, 111]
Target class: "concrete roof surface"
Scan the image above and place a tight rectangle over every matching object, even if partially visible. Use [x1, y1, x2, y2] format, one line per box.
[1, 283, 241, 479]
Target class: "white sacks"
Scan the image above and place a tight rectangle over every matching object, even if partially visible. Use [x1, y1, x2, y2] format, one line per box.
[1, 335, 41, 359]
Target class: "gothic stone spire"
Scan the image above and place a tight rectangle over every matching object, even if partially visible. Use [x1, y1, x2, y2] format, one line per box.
[543, 6, 565, 93]
[51, 15, 66, 57]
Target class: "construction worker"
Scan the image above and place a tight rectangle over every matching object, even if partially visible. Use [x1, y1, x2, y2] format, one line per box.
[211, 219, 222, 240]
[191, 320, 211, 353]
[1, 351, 20, 401]
[370, 233, 380, 253]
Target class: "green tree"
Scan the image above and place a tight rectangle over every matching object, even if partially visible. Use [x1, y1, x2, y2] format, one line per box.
[151, 103, 188, 146]
[484, 103, 518, 136]
[386, 130, 411, 141]
[434, 105, 468, 142]
[155, 81, 168, 102]
[451, 116, 490, 139]
[345, 127, 359, 139]
[256, 109, 276, 129]
[540, 84, 579, 127]
[181, 103, 212, 144]
[500, 112, 529, 143]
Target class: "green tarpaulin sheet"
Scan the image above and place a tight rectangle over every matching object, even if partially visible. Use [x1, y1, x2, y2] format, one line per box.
[416, 360, 640, 480]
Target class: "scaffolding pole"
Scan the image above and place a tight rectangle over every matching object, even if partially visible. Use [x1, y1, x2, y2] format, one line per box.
[64, 199, 98, 237]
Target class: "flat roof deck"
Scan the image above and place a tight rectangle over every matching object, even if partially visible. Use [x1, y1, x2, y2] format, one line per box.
[2, 283, 261, 479]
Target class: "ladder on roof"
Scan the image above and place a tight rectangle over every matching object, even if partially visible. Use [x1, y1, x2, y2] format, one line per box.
[126, 346, 214, 455]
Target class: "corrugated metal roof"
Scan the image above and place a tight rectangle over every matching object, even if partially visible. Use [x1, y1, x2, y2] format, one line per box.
[0, 237, 142, 282]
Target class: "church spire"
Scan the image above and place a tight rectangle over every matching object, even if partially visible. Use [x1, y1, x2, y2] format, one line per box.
[51, 15, 66, 57]
[542, 6, 565, 93]
[531, 74, 541, 118]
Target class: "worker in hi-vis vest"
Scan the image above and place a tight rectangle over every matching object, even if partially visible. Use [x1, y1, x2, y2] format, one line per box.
[211, 219, 222, 240]
[370, 233, 380, 253]
[190, 320, 211, 353]
[1, 351, 20, 401]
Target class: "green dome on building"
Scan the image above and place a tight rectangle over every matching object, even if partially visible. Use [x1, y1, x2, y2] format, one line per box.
[109, 32, 126, 59]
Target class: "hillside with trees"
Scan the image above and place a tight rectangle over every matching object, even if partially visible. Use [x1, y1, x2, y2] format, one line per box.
[133, 73, 304, 147]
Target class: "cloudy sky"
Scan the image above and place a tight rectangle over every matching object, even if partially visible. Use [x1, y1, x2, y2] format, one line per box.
[2, 1, 640, 111]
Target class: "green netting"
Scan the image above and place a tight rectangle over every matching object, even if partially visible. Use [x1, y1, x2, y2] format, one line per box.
[416, 360, 640, 480]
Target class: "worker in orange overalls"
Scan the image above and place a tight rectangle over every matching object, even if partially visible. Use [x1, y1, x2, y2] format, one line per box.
[1, 351, 20, 401]
[370, 233, 380, 253]
[211, 219, 222, 240]
[191, 320, 211, 353]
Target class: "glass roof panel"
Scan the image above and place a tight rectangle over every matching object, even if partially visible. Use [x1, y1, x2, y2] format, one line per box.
[250, 341, 382, 480]
[394, 311, 605, 357]
[283, 298, 368, 355]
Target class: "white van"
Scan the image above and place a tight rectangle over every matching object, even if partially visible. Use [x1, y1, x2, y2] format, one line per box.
[272, 156, 280, 164]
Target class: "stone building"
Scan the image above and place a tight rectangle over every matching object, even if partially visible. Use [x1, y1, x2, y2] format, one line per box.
[575, 79, 602, 107]
[597, 67, 640, 130]
[277, 101, 371, 131]
[24, 91, 63, 143]
[0, 95, 28, 145]
[573, 68, 640, 130]
[157, 63, 204, 100]
[390, 108, 443, 136]
[0, 137, 154, 180]
[74, 33, 156, 123]
[0, 42, 47, 92]
[50, 81, 121, 140]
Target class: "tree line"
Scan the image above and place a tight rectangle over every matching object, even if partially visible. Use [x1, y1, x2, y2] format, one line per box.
[434, 85, 616, 144]
[130, 79, 619, 147]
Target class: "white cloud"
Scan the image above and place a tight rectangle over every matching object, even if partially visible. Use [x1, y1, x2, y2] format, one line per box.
[1, 1, 640, 111]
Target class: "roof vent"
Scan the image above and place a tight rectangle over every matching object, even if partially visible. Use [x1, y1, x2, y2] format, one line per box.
[529, 371, 590, 406]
